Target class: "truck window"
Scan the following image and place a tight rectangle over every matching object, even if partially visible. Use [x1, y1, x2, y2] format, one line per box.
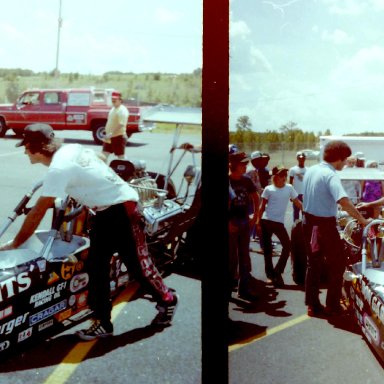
[93, 92, 107, 104]
[44, 92, 60, 104]
[67, 93, 90, 107]
[20, 93, 40, 105]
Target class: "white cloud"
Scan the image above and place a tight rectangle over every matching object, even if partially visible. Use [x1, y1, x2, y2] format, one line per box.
[230, 15, 272, 74]
[371, 0, 384, 11]
[322, 0, 366, 15]
[154, 8, 182, 23]
[230, 19, 251, 39]
[321, 29, 354, 44]
[331, 46, 384, 83]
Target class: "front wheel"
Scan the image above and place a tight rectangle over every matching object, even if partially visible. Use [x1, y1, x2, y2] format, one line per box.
[92, 124, 106, 145]
[0, 119, 8, 137]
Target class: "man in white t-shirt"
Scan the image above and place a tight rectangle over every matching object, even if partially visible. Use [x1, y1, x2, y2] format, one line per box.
[257, 166, 303, 287]
[101, 91, 129, 162]
[0, 123, 178, 340]
[288, 152, 307, 222]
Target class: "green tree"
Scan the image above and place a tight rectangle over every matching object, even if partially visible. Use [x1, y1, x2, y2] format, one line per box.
[5, 79, 20, 102]
[236, 115, 252, 132]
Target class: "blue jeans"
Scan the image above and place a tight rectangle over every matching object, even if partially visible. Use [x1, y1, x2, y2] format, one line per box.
[229, 220, 253, 295]
[302, 213, 346, 309]
[260, 219, 291, 278]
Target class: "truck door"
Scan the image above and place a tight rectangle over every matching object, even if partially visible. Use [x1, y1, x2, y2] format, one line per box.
[39, 91, 66, 128]
[11, 91, 41, 129]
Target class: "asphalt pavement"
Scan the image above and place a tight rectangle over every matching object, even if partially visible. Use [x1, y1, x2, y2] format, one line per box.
[229, 209, 384, 384]
[0, 131, 202, 384]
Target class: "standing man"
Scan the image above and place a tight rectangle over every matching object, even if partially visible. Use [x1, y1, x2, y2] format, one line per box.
[302, 140, 370, 317]
[0, 124, 178, 340]
[229, 152, 260, 301]
[288, 151, 307, 222]
[101, 90, 129, 162]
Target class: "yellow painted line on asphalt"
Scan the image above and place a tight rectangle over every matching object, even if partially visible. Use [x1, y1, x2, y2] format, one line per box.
[43, 282, 140, 384]
[229, 314, 309, 352]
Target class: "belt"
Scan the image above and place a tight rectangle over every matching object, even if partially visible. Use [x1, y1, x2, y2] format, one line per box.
[303, 212, 336, 225]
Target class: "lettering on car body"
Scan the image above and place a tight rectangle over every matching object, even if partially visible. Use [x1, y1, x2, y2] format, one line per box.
[0, 340, 10, 351]
[29, 300, 67, 326]
[0, 313, 29, 335]
[0, 306, 13, 321]
[18, 327, 33, 342]
[0, 272, 32, 303]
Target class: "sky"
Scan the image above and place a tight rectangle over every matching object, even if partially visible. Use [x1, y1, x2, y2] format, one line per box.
[230, 0, 384, 136]
[0, 0, 202, 75]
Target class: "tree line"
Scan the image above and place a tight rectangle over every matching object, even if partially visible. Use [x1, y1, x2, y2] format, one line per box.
[0, 67, 202, 108]
[230, 115, 384, 153]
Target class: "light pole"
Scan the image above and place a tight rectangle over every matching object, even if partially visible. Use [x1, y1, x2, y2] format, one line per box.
[55, 0, 63, 77]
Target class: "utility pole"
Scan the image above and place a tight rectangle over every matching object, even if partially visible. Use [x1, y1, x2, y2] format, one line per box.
[55, 0, 63, 77]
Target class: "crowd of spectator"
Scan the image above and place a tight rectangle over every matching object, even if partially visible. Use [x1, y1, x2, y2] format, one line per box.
[228, 143, 378, 317]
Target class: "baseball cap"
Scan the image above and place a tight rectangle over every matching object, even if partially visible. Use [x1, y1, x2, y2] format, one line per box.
[15, 123, 55, 147]
[251, 151, 270, 160]
[228, 144, 239, 154]
[272, 165, 288, 176]
[296, 151, 306, 159]
[111, 91, 122, 99]
[229, 151, 250, 164]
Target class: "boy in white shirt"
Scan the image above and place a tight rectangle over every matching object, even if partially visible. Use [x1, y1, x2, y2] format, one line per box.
[257, 166, 303, 287]
[288, 152, 307, 222]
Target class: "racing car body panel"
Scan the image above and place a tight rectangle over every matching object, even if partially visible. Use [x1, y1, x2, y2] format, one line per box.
[344, 263, 384, 362]
[0, 229, 130, 355]
[343, 219, 384, 364]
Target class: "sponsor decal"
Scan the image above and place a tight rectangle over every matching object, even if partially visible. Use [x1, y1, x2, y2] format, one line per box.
[76, 291, 88, 308]
[0, 306, 13, 321]
[70, 273, 89, 293]
[0, 272, 32, 303]
[69, 295, 76, 307]
[18, 327, 32, 342]
[0, 313, 29, 335]
[55, 308, 72, 322]
[38, 319, 54, 332]
[29, 300, 67, 326]
[363, 314, 380, 346]
[48, 271, 60, 285]
[66, 113, 86, 124]
[75, 261, 84, 272]
[29, 282, 67, 308]
[361, 279, 384, 325]
[0, 340, 10, 351]
[37, 259, 47, 273]
[61, 262, 76, 280]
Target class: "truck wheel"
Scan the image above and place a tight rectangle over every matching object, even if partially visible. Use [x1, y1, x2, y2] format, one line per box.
[0, 119, 8, 137]
[92, 124, 106, 145]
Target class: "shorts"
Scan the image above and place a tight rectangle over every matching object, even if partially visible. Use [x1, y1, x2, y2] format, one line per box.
[102, 135, 127, 156]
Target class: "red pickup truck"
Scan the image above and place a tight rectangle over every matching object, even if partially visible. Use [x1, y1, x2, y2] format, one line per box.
[0, 88, 154, 144]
